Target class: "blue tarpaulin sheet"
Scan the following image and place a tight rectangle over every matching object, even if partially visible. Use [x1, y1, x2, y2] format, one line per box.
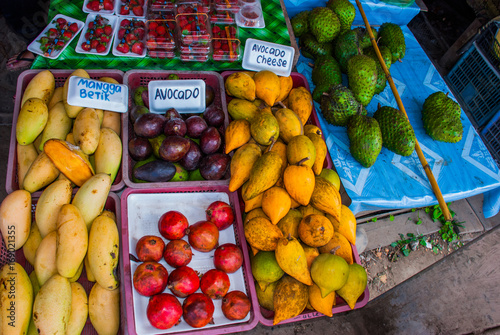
[293, 26, 500, 218]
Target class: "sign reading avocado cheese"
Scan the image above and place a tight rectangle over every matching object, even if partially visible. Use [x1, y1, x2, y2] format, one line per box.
[242, 38, 295, 77]
[148, 79, 206, 114]
[66, 76, 129, 113]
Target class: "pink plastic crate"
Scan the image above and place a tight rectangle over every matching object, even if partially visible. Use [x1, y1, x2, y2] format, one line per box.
[2, 192, 127, 334]
[122, 70, 230, 189]
[120, 185, 259, 334]
[7, 69, 126, 196]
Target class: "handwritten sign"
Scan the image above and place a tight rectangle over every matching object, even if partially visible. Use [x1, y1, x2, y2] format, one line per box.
[148, 79, 206, 114]
[66, 76, 128, 113]
[242, 38, 294, 76]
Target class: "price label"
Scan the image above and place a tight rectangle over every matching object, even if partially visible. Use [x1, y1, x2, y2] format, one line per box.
[242, 38, 295, 76]
[148, 80, 206, 114]
[66, 76, 128, 113]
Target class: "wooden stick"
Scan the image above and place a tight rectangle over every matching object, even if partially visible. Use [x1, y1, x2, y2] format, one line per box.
[354, 0, 452, 221]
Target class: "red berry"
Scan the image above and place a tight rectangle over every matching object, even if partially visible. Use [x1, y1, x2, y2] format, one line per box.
[69, 23, 79, 33]
[103, 0, 114, 10]
[120, 5, 129, 15]
[104, 25, 113, 36]
[132, 6, 144, 17]
[96, 43, 107, 53]
[131, 41, 144, 55]
[81, 42, 91, 51]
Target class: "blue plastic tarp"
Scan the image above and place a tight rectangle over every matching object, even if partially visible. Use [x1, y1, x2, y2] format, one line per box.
[294, 26, 500, 218]
[284, 0, 421, 26]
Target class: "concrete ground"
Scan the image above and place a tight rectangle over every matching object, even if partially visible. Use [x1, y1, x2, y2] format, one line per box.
[1, 7, 500, 335]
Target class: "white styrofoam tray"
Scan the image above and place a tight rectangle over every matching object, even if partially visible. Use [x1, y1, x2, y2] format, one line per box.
[112, 18, 147, 58]
[115, 0, 148, 18]
[75, 14, 118, 56]
[126, 192, 250, 335]
[83, 0, 116, 15]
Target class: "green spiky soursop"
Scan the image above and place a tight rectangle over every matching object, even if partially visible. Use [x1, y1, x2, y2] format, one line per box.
[320, 84, 366, 126]
[311, 56, 342, 86]
[422, 92, 463, 143]
[327, 0, 355, 34]
[374, 106, 416, 156]
[347, 54, 377, 106]
[308, 7, 341, 43]
[363, 45, 392, 94]
[379, 23, 406, 63]
[291, 11, 310, 37]
[299, 33, 334, 59]
[353, 27, 378, 49]
[347, 114, 383, 167]
[334, 29, 361, 73]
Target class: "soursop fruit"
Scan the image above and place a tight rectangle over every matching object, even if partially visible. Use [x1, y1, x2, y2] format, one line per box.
[379, 23, 406, 63]
[422, 92, 463, 143]
[347, 113, 383, 168]
[313, 82, 334, 103]
[300, 33, 334, 59]
[363, 45, 392, 94]
[334, 29, 361, 73]
[347, 54, 378, 106]
[320, 84, 366, 126]
[311, 56, 342, 86]
[308, 7, 341, 43]
[374, 105, 416, 156]
[326, 0, 355, 34]
[353, 27, 378, 49]
[291, 11, 310, 37]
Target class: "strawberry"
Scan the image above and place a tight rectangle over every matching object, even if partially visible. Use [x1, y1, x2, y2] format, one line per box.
[57, 40, 65, 46]
[156, 25, 166, 35]
[125, 33, 138, 44]
[103, 0, 114, 10]
[121, 19, 131, 27]
[101, 35, 110, 43]
[81, 42, 91, 52]
[63, 31, 73, 39]
[134, 27, 145, 39]
[132, 6, 144, 17]
[146, 38, 157, 49]
[134, 20, 145, 28]
[69, 22, 79, 33]
[96, 43, 107, 53]
[148, 21, 158, 31]
[95, 27, 104, 37]
[119, 5, 129, 15]
[56, 18, 67, 26]
[91, 39, 99, 49]
[137, 0, 145, 5]
[148, 30, 157, 38]
[116, 43, 130, 53]
[131, 41, 144, 54]
[104, 25, 113, 36]
[118, 28, 126, 39]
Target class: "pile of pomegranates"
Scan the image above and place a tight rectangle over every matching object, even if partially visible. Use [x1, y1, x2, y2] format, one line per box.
[131, 200, 251, 330]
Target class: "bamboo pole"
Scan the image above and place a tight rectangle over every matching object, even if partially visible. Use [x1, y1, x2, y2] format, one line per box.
[354, 0, 452, 221]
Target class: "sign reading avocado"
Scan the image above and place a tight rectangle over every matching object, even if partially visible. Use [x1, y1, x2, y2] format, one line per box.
[242, 38, 295, 76]
[148, 79, 206, 114]
[67, 76, 129, 113]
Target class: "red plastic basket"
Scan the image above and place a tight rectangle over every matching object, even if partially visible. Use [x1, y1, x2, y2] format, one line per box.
[122, 70, 230, 189]
[7, 69, 126, 197]
[120, 185, 259, 335]
[4, 192, 127, 334]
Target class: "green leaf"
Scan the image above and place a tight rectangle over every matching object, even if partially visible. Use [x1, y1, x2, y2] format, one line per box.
[412, 208, 416, 212]
[416, 219, 422, 225]
[399, 233, 404, 239]
[433, 209, 441, 219]
[372, 217, 377, 222]
[402, 249, 410, 257]
[419, 239, 427, 246]
[407, 233, 415, 238]
[390, 215, 394, 221]
[432, 246, 439, 254]
[424, 207, 430, 213]
[390, 242, 398, 247]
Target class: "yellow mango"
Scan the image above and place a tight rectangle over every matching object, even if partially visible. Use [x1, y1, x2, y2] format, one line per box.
[225, 119, 251, 154]
[22, 151, 59, 193]
[274, 108, 304, 143]
[69, 262, 84, 282]
[21, 69, 55, 107]
[67, 282, 89, 335]
[306, 133, 327, 175]
[225, 72, 256, 101]
[85, 254, 96, 282]
[100, 209, 117, 222]
[310, 176, 342, 222]
[243, 151, 282, 201]
[72, 173, 112, 229]
[16, 98, 49, 145]
[254, 70, 281, 106]
[102, 111, 121, 135]
[23, 221, 42, 266]
[262, 186, 291, 225]
[34, 231, 57, 286]
[275, 235, 313, 285]
[89, 283, 120, 335]
[73, 107, 101, 155]
[0, 189, 31, 250]
[63, 69, 90, 118]
[229, 143, 261, 192]
[0, 262, 33, 335]
[336, 263, 367, 309]
[308, 283, 335, 317]
[33, 274, 72, 334]
[244, 216, 283, 251]
[288, 87, 313, 125]
[277, 208, 302, 239]
[66, 132, 76, 145]
[283, 160, 315, 206]
[88, 214, 120, 290]
[35, 179, 72, 238]
[47, 86, 64, 110]
[227, 98, 260, 121]
[39, 101, 73, 151]
[273, 276, 308, 325]
[298, 214, 334, 247]
[56, 204, 88, 278]
[17, 143, 38, 189]
[95, 108, 104, 126]
[94, 127, 122, 184]
[276, 75, 293, 104]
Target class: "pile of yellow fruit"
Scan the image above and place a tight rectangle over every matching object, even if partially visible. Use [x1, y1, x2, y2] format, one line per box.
[223, 70, 368, 324]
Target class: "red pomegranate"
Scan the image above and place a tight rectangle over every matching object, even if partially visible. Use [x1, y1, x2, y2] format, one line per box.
[164, 239, 193, 268]
[158, 211, 189, 240]
[133, 261, 169, 297]
[200, 269, 230, 299]
[182, 293, 215, 328]
[213, 243, 243, 273]
[167, 266, 200, 298]
[187, 221, 219, 252]
[221, 290, 251, 320]
[136, 235, 165, 262]
[206, 201, 235, 230]
[146, 293, 182, 329]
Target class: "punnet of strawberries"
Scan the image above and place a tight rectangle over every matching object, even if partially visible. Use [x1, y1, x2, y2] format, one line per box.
[38, 17, 79, 56]
[211, 24, 240, 62]
[176, 0, 210, 14]
[119, 0, 145, 16]
[86, 0, 114, 12]
[116, 18, 146, 55]
[81, 15, 113, 53]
